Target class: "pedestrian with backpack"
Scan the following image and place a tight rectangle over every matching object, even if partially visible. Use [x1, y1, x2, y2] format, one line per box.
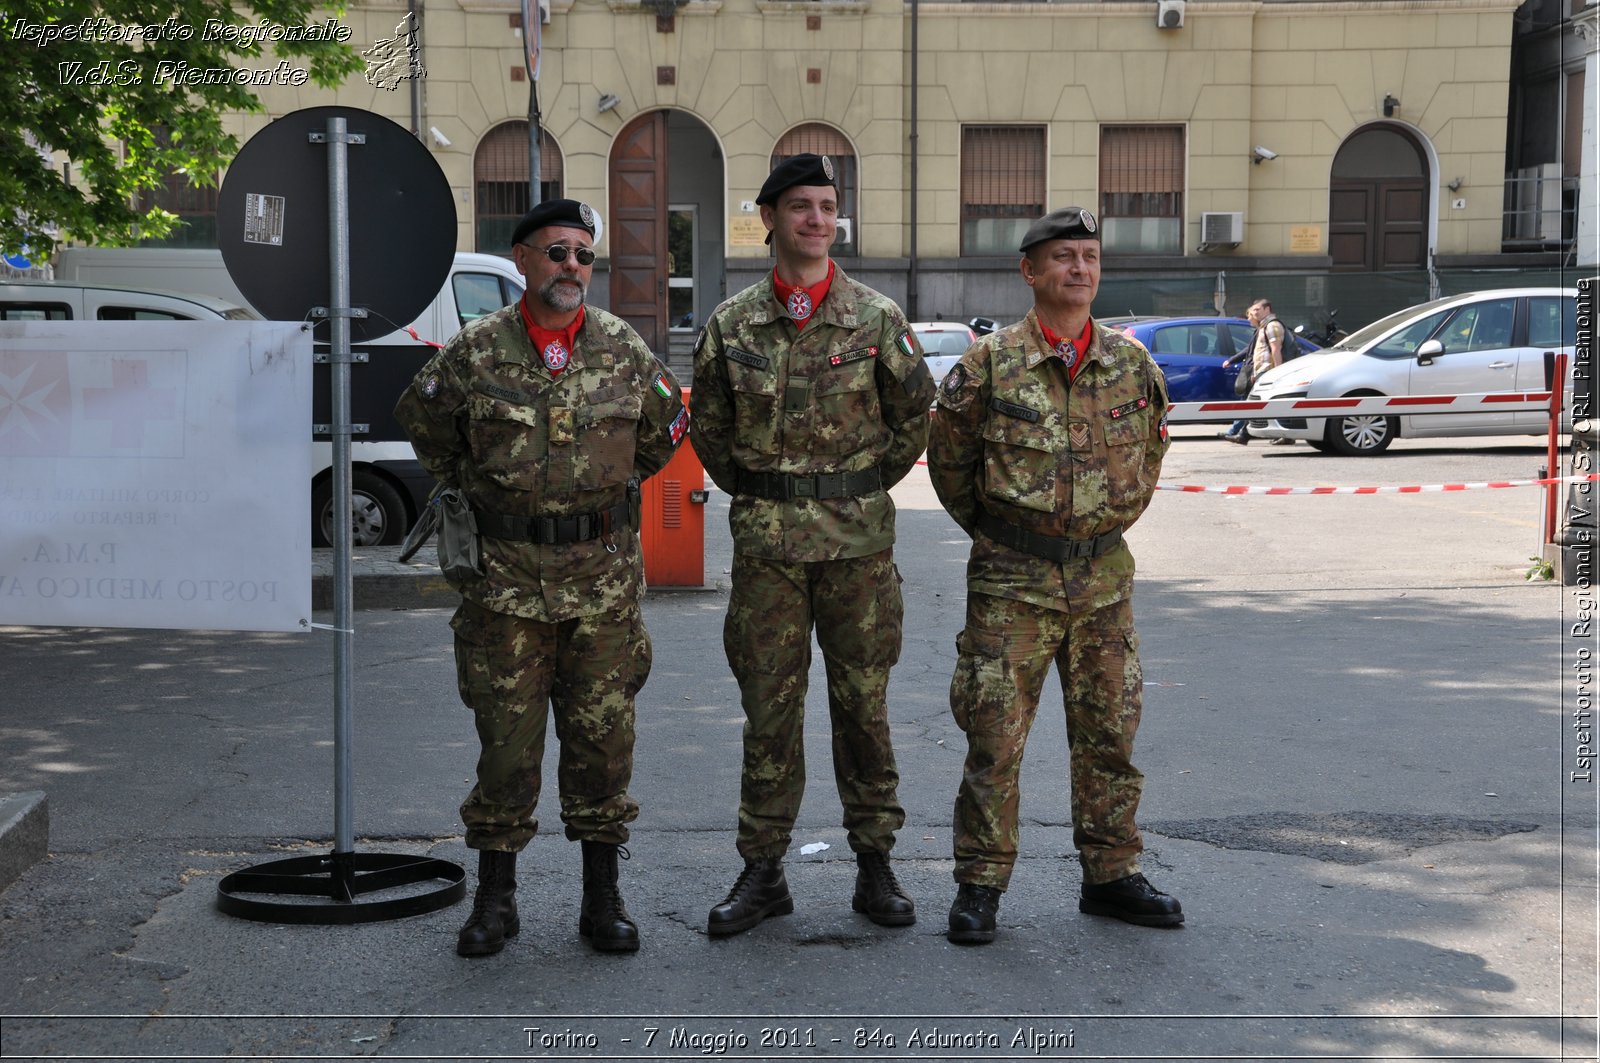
[1220, 298, 1291, 445]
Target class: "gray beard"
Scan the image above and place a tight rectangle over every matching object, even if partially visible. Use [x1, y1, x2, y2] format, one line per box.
[539, 275, 586, 313]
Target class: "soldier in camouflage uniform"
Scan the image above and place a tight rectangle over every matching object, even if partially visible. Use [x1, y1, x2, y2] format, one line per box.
[927, 206, 1183, 945]
[393, 199, 689, 958]
[690, 154, 935, 936]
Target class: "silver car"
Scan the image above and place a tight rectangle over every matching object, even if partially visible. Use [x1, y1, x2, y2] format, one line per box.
[1247, 287, 1579, 454]
[911, 320, 978, 389]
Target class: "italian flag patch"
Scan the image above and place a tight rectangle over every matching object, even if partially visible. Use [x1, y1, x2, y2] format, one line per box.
[896, 331, 917, 357]
[652, 373, 674, 399]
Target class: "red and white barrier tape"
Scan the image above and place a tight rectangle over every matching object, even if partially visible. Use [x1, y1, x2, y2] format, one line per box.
[1155, 473, 1599, 495]
[1167, 390, 1553, 422]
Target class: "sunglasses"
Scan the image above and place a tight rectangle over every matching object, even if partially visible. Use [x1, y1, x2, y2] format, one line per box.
[526, 243, 596, 266]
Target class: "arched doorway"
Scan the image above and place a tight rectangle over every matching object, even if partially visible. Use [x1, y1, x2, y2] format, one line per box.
[608, 110, 724, 358]
[1328, 124, 1430, 271]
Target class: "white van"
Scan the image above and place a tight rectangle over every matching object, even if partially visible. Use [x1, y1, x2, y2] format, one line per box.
[50, 250, 527, 545]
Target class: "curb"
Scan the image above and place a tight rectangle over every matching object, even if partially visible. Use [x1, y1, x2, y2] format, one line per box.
[0, 791, 48, 894]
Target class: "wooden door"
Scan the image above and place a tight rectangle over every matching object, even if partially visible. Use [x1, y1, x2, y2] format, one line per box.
[1328, 125, 1429, 273]
[609, 112, 668, 353]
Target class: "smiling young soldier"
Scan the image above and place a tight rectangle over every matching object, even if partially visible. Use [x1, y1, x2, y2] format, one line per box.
[690, 154, 936, 935]
[927, 206, 1181, 945]
[394, 199, 689, 958]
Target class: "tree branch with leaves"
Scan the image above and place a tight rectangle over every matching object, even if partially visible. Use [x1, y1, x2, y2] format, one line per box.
[0, 1, 363, 256]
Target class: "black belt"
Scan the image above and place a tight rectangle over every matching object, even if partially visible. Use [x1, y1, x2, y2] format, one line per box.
[976, 512, 1123, 562]
[736, 468, 883, 501]
[478, 500, 631, 544]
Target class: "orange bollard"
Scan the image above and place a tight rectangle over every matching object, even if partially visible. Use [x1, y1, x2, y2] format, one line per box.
[640, 388, 706, 588]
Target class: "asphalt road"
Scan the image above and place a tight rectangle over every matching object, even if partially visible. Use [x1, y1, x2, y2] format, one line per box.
[0, 430, 1595, 1062]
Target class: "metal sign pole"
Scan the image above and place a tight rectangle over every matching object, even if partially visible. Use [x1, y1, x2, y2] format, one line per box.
[327, 115, 357, 886]
[214, 106, 464, 923]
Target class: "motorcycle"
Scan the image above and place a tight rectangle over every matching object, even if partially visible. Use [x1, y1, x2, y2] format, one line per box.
[1295, 309, 1348, 347]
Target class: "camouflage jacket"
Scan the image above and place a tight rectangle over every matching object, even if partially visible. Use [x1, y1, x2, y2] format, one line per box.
[393, 303, 687, 621]
[689, 264, 935, 562]
[927, 309, 1169, 613]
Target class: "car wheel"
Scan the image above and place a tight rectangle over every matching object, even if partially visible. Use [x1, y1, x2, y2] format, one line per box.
[1324, 412, 1397, 456]
[312, 471, 408, 548]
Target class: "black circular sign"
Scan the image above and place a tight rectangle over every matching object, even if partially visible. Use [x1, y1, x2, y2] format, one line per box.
[218, 106, 455, 343]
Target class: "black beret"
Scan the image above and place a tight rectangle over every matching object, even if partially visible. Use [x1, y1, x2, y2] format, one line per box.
[756, 153, 838, 207]
[1019, 206, 1100, 252]
[511, 199, 598, 246]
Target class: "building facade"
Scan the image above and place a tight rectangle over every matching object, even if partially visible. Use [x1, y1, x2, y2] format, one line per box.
[125, 0, 1598, 349]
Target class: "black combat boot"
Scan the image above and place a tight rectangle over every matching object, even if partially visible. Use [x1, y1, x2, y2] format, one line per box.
[851, 850, 916, 926]
[706, 858, 793, 936]
[457, 849, 519, 957]
[578, 840, 640, 953]
[1079, 872, 1184, 927]
[946, 883, 1001, 945]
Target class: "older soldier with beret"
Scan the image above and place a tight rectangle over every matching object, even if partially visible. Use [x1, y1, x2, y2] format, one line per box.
[927, 206, 1181, 945]
[394, 198, 689, 958]
[691, 153, 936, 935]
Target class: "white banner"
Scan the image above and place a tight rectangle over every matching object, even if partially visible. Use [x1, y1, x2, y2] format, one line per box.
[0, 321, 312, 632]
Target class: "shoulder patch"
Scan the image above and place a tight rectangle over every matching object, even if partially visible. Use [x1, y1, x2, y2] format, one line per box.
[896, 330, 919, 358]
[693, 327, 708, 356]
[943, 364, 968, 395]
[726, 346, 770, 370]
[420, 373, 442, 399]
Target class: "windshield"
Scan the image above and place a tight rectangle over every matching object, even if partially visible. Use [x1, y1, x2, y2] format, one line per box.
[1330, 296, 1457, 352]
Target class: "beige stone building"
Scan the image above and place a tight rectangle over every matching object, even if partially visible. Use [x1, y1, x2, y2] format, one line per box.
[160, 0, 1593, 345]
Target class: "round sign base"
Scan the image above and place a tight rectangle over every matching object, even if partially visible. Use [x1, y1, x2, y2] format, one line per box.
[216, 850, 465, 925]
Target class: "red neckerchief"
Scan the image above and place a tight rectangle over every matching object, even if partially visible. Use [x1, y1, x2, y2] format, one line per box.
[1038, 317, 1094, 382]
[771, 260, 835, 329]
[519, 296, 585, 375]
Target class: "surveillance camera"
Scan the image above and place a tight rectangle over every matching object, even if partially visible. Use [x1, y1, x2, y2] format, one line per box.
[1251, 146, 1277, 162]
[429, 126, 451, 148]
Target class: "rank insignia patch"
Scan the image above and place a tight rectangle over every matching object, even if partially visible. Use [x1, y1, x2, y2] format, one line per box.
[1068, 422, 1091, 450]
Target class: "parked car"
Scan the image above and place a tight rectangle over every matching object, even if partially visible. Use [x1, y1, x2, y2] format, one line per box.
[1101, 315, 1321, 403]
[911, 320, 979, 387]
[1247, 287, 1579, 455]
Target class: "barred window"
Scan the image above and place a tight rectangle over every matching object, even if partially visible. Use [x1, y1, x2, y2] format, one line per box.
[1099, 125, 1184, 255]
[134, 129, 219, 248]
[772, 123, 858, 256]
[475, 122, 564, 252]
[960, 125, 1045, 256]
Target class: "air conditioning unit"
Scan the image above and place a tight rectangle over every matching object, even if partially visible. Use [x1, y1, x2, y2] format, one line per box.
[1156, 0, 1185, 28]
[1199, 211, 1244, 248]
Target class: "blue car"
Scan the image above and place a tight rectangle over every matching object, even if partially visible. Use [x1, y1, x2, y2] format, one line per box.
[1100, 315, 1320, 403]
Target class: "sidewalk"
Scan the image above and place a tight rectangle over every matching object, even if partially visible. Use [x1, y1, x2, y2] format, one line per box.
[1, 445, 1592, 1061]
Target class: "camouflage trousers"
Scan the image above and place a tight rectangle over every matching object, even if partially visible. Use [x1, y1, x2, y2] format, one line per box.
[725, 549, 907, 861]
[950, 592, 1145, 889]
[450, 597, 651, 852]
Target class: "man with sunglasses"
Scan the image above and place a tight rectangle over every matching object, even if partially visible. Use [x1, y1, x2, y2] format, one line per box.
[395, 199, 689, 958]
[927, 206, 1181, 945]
[690, 154, 935, 936]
